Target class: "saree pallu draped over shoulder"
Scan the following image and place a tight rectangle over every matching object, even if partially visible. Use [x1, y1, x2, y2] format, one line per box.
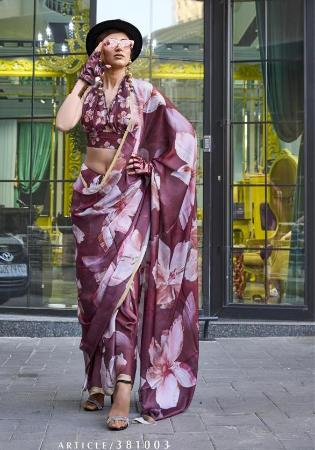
[70, 78, 199, 423]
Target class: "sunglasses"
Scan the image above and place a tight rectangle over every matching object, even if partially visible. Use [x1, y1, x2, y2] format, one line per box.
[104, 38, 134, 49]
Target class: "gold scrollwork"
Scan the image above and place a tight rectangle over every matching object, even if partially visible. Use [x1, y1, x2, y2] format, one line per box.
[0, 58, 62, 77]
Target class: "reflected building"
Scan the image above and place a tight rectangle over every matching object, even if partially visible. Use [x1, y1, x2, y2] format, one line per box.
[175, 0, 203, 22]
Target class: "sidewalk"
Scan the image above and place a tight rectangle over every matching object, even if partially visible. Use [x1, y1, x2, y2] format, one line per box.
[0, 336, 314, 450]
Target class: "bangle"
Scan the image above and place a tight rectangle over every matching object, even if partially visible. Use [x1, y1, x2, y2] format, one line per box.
[78, 83, 89, 99]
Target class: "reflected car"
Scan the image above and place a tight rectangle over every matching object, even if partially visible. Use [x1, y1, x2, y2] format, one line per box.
[0, 233, 29, 304]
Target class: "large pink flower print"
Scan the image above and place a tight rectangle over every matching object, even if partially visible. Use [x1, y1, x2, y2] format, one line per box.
[146, 315, 197, 409]
[152, 239, 190, 308]
[143, 88, 166, 113]
[108, 228, 142, 286]
[99, 185, 143, 251]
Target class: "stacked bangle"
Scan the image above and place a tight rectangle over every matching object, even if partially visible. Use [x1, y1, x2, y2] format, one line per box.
[78, 83, 89, 99]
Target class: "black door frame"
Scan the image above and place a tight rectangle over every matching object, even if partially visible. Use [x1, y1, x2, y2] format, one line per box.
[202, 0, 225, 320]
[203, 0, 315, 320]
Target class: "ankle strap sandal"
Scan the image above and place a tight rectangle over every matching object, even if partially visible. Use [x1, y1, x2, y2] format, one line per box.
[110, 379, 132, 405]
[106, 415, 130, 431]
[83, 393, 104, 411]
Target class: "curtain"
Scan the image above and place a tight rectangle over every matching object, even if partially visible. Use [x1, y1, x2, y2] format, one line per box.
[18, 122, 52, 194]
[0, 120, 17, 207]
[255, 0, 304, 303]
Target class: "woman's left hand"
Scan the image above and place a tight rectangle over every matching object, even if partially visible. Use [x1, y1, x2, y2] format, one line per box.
[126, 155, 153, 176]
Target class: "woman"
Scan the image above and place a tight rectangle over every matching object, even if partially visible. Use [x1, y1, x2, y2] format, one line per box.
[56, 19, 199, 431]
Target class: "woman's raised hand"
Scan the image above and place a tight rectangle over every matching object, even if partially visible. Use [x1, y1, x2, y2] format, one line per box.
[78, 40, 111, 85]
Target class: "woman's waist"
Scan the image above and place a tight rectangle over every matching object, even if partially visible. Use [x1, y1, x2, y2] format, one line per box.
[84, 144, 120, 174]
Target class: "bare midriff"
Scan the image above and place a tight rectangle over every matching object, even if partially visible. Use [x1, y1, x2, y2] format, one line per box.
[84, 146, 118, 175]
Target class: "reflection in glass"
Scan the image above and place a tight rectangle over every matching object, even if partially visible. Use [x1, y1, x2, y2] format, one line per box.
[0, 72, 33, 120]
[232, 1, 260, 61]
[0, 181, 77, 309]
[150, 19, 203, 61]
[232, 177, 304, 304]
[28, 181, 77, 309]
[0, 0, 35, 54]
[232, 122, 265, 184]
[28, 222, 76, 309]
[0, 70, 66, 120]
[232, 62, 265, 122]
[1, 0, 205, 310]
[35, 0, 90, 56]
[232, 244, 304, 305]
[229, 0, 305, 306]
[0, 201, 30, 307]
[130, 57, 151, 81]
[33, 69, 66, 117]
[232, 186, 267, 247]
[0, 119, 56, 183]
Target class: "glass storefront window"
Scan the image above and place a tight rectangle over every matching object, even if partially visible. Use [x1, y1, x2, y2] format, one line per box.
[0, 0, 90, 310]
[0, 179, 78, 309]
[229, 0, 305, 306]
[0, 0, 204, 311]
[0, 0, 35, 55]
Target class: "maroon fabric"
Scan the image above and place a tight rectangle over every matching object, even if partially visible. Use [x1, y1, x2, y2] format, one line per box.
[81, 75, 130, 148]
[71, 77, 199, 423]
[87, 264, 141, 390]
[78, 50, 103, 86]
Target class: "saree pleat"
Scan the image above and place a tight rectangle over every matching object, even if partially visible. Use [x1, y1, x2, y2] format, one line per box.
[71, 78, 199, 423]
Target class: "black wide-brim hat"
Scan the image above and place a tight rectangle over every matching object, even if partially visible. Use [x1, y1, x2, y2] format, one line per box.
[86, 19, 143, 61]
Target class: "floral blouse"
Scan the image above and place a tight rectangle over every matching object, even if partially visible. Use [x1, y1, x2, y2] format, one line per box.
[81, 75, 131, 149]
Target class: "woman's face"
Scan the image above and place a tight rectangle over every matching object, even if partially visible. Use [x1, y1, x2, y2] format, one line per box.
[100, 31, 133, 69]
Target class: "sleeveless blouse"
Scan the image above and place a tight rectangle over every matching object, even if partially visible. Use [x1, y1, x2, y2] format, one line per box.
[81, 75, 131, 149]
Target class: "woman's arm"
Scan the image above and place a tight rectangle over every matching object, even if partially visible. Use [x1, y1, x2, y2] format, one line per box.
[55, 79, 90, 132]
[56, 39, 109, 132]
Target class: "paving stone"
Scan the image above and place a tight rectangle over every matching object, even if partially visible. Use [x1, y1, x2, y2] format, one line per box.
[201, 412, 268, 428]
[278, 438, 314, 450]
[0, 441, 43, 450]
[170, 414, 206, 432]
[0, 336, 313, 450]
[143, 432, 215, 450]
[11, 430, 46, 441]
[0, 419, 20, 431]
[14, 419, 49, 433]
[206, 425, 284, 449]
[0, 431, 13, 441]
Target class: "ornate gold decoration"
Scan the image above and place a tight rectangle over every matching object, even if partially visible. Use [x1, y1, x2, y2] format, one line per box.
[233, 63, 263, 81]
[127, 61, 262, 81]
[36, 6, 89, 74]
[0, 59, 62, 77]
[132, 59, 204, 80]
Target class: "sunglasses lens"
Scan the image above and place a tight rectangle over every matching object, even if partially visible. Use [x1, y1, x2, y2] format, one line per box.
[105, 38, 134, 48]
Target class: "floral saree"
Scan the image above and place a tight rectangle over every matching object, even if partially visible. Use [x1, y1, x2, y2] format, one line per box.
[70, 78, 199, 423]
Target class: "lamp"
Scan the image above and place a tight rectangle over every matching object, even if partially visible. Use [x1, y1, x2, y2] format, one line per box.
[36, 1, 89, 74]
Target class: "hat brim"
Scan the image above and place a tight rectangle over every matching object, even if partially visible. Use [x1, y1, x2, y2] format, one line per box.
[86, 19, 143, 61]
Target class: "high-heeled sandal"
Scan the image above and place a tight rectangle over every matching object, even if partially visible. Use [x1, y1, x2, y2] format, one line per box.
[83, 392, 105, 411]
[106, 379, 132, 431]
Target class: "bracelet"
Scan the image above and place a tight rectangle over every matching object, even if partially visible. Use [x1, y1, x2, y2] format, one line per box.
[78, 83, 89, 99]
